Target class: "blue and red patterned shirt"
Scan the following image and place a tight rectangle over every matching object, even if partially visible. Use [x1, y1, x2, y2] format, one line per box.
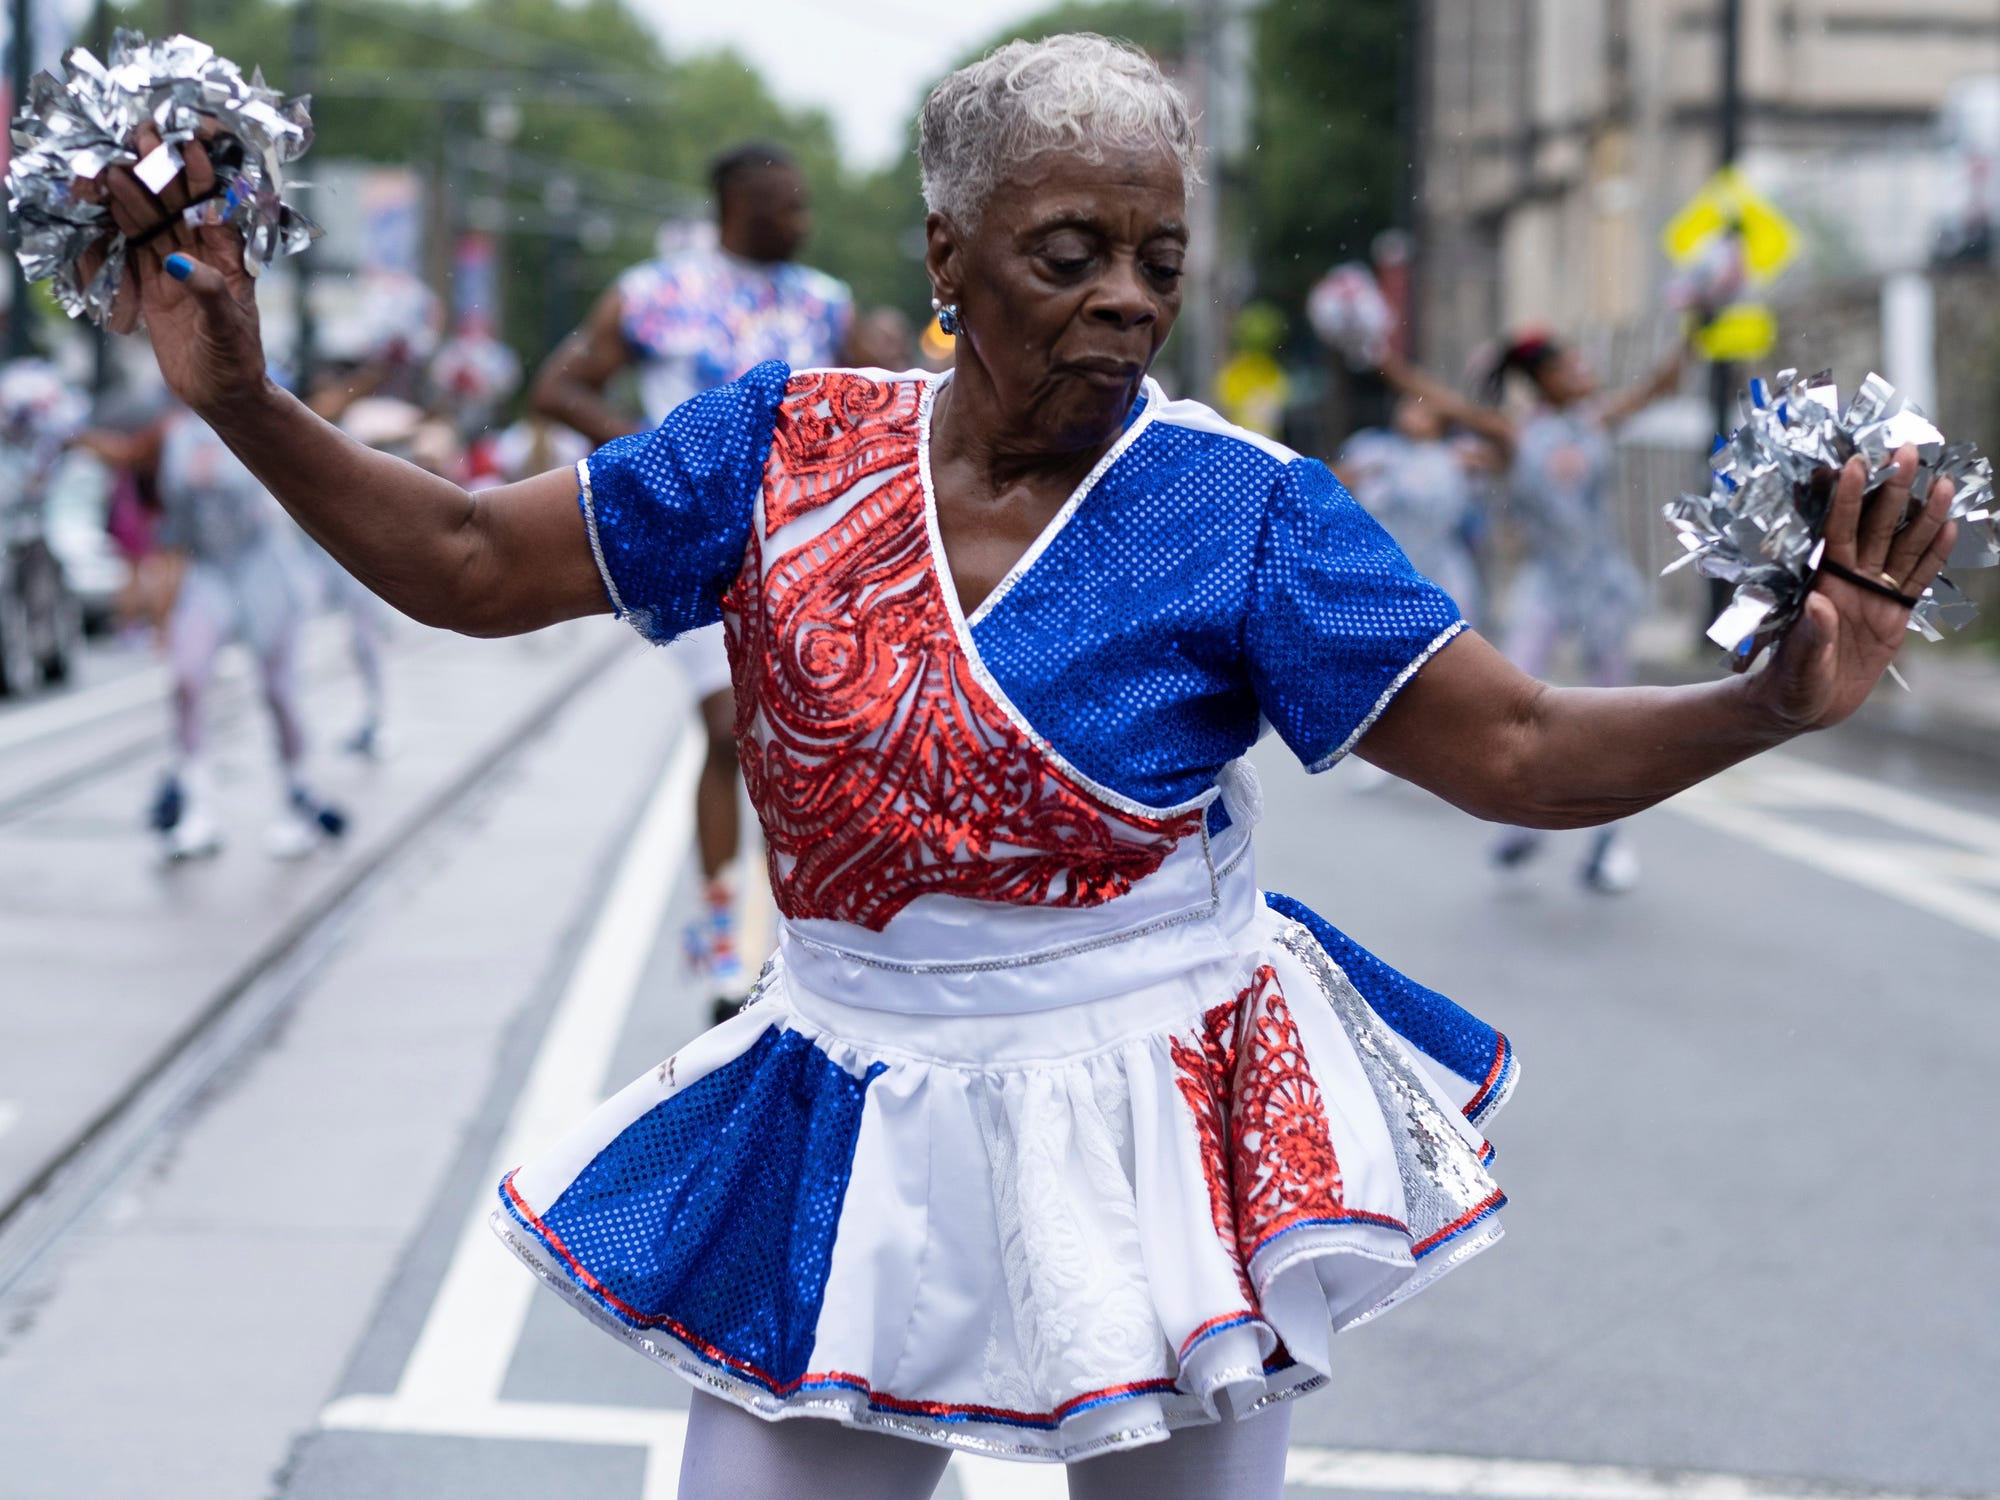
[578, 363, 1464, 820]
[618, 245, 853, 425]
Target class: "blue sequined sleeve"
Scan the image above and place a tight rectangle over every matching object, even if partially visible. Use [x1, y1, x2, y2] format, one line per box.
[577, 360, 788, 644]
[1246, 457, 1466, 771]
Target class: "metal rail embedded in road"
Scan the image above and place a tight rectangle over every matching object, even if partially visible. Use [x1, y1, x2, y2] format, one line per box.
[0, 636, 627, 1300]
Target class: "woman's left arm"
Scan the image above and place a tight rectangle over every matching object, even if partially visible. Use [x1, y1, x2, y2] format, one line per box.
[1594, 340, 1690, 432]
[1357, 448, 1957, 825]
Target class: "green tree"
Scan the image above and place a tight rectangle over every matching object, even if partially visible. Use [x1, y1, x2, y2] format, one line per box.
[1247, 0, 1406, 327]
[926, 0, 1406, 355]
[108, 0, 909, 372]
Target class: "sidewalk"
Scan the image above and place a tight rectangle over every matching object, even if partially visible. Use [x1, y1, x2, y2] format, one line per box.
[1636, 625, 2000, 767]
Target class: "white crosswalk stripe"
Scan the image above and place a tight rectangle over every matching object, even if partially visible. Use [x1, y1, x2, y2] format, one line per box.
[1669, 753, 2000, 944]
[317, 1395, 1995, 1500]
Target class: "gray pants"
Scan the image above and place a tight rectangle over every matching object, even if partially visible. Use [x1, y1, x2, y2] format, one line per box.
[168, 544, 306, 771]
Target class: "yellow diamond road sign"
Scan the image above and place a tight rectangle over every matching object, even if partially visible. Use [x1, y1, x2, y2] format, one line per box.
[1662, 165, 1800, 282]
[1692, 301, 1779, 362]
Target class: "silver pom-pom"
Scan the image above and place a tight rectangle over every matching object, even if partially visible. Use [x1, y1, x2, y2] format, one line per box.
[1307, 263, 1394, 372]
[5, 30, 319, 326]
[1662, 369, 1996, 652]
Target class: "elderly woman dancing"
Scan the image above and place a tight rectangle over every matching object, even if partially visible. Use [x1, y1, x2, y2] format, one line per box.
[98, 33, 1954, 1500]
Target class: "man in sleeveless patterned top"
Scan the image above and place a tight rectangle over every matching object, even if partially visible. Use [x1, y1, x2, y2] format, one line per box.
[533, 141, 854, 1016]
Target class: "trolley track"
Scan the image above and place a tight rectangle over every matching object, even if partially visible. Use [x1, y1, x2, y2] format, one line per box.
[0, 631, 628, 1301]
[0, 623, 445, 827]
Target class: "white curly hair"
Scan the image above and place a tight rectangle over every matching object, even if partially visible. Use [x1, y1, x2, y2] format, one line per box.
[918, 33, 1202, 227]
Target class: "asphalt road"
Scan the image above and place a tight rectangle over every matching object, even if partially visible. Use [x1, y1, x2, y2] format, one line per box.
[0, 624, 1994, 1500]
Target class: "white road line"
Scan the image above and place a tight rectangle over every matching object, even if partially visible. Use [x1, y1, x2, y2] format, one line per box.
[1725, 756, 2000, 859]
[320, 1396, 688, 1500]
[0, 1102, 18, 1144]
[1672, 770, 2000, 945]
[1283, 1446, 1990, 1500]
[322, 1394, 683, 1446]
[389, 733, 702, 1410]
[316, 1396, 1991, 1500]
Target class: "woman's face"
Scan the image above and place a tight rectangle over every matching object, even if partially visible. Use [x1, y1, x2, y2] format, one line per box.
[1536, 347, 1599, 406]
[928, 144, 1186, 452]
[1393, 395, 1446, 442]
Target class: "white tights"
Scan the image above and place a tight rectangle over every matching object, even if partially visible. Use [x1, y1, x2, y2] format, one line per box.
[168, 563, 305, 774]
[676, 1392, 1293, 1500]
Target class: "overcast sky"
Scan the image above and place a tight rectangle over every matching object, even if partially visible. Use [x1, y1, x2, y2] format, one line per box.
[638, 0, 1060, 169]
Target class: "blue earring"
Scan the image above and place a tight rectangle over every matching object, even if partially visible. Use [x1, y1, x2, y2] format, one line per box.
[932, 297, 961, 337]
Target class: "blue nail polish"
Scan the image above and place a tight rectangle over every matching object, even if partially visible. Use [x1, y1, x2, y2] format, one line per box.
[165, 254, 192, 281]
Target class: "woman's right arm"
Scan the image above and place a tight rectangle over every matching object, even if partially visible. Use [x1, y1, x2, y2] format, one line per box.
[1377, 353, 1517, 456]
[204, 382, 608, 637]
[100, 129, 609, 639]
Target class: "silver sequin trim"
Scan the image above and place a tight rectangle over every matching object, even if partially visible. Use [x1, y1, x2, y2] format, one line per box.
[491, 1212, 1325, 1463]
[1265, 919, 1505, 1325]
[575, 457, 629, 618]
[1309, 619, 1468, 772]
[784, 827, 1223, 976]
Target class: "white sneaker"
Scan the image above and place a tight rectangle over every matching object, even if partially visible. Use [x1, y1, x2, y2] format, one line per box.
[266, 790, 350, 860]
[1581, 830, 1640, 894]
[163, 805, 224, 861]
[1491, 829, 1545, 870]
[153, 769, 224, 861]
[265, 810, 319, 860]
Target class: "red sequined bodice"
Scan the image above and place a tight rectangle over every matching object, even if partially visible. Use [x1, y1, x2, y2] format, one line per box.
[721, 372, 1201, 931]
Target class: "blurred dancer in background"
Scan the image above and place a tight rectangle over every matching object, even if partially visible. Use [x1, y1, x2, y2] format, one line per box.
[1337, 394, 1489, 625]
[1379, 330, 1684, 892]
[304, 370, 428, 760]
[532, 140, 854, 1016]
[84, 409, 347, 860]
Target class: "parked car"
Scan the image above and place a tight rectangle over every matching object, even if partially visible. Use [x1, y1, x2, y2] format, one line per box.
[42, 449, 124, 633]
[0, 444, 84, 695]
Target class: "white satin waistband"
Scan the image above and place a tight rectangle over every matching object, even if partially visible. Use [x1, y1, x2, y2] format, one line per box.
[777, 824, 1262, 1016]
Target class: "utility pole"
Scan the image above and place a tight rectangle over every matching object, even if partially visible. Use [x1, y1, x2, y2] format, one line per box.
[1707, 0, 1744, 624]
[289, 0, 318, 393]
[1183, 0, 1223, 402]
[1182, 0, 1253, 402]
[90, 0, 113, 405]
[1397, 0, 1427, 358]
[6, 0, 35, 359]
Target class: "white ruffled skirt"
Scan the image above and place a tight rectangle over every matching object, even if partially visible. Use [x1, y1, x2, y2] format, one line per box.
[492, 873, 1514, 1462]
